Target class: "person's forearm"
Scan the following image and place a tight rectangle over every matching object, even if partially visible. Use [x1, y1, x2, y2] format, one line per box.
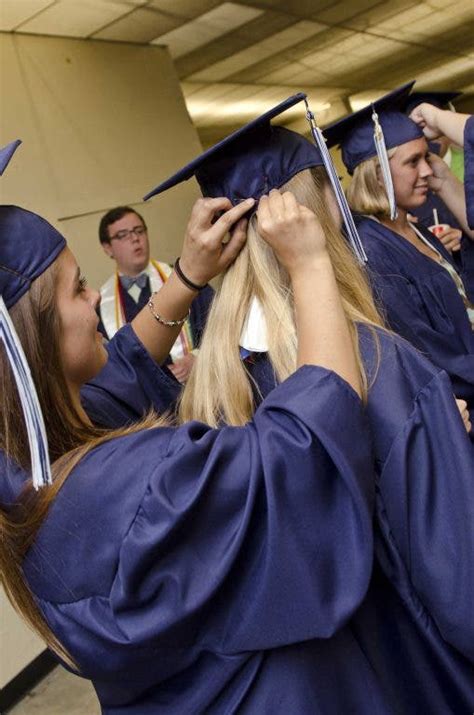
[435, 110, 469, 147]
[131, 272, 197, 363]
[291, 252, 362, 396]
[437, 172, 474, 240]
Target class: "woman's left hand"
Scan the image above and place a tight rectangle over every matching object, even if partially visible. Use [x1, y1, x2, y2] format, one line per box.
[433, 225, 462, 253]
[409, 103, 443, 140]
[179, 197, 255, 287]
[427, 152, 451, 194]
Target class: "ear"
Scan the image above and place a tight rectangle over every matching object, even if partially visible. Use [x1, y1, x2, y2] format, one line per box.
[375, 163, 384, 189]
[102, 242, 114, 259]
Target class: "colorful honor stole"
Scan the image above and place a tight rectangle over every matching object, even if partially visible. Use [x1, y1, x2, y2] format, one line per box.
[100, 260, 194, 361]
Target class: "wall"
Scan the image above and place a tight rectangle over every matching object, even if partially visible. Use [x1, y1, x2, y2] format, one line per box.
[0, 32, 203, 290]
[0, 31, 203, 689]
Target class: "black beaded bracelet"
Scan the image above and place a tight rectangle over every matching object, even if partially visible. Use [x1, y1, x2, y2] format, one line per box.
[174, 257, 208, 292]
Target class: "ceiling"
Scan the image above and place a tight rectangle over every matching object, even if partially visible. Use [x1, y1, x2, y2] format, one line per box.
[1, 0, 473, 146]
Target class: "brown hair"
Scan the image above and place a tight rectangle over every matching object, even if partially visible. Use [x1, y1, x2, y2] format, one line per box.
[179, 167, 385, 427]
[0, 260, 164, 668]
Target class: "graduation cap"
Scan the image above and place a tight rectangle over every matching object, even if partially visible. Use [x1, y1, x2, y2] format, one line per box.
[0, 141, 64, 489]
[402, 90, 461, 116]
[0, 139, 22, 175]
[145, 92, 366, 263]
[324, 82, 425, 220]
[145, 94, 368, 354]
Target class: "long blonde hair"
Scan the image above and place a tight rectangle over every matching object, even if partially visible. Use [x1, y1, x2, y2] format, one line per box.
[346, 149, 397, 218]
[0, 260, 167, 668]
[179, 167, 384, 427]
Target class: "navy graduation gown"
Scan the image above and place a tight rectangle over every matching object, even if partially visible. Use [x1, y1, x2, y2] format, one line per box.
[81, 324, 181, 428]
[410, 190, 474, 302]
[465, 116, 474, 230]
[21, 368, 384, 714]
[355, 216, 474, 415]
[243, 326, 474, 712]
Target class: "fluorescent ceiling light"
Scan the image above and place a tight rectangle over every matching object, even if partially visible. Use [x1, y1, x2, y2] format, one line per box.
[186, 97, 330, 122]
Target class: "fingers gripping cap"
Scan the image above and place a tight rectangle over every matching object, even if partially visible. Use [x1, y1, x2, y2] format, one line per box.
[402, 90, 462, 116]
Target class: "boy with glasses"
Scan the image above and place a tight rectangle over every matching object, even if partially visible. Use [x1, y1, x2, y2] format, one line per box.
[98, 206, 213, 382]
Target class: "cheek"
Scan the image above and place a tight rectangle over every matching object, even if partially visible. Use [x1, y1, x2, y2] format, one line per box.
[392, 166, 414, 196]
[59, 303, 104, 383]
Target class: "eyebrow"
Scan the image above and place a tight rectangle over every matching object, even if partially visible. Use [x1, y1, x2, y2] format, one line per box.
[403, 152, 424, 163]
[72, 265, 81, 288]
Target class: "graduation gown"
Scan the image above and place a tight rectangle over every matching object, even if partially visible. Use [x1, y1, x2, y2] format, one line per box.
[81, 324, 181, 428]
[5, 321, 474, 712]
[243, 325, 474, 713]
[355, 216, 474, 414]
[465, 115, 474, 230]
[19, 367, 384, 715]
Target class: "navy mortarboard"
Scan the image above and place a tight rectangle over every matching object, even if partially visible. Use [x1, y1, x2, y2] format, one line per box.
[144, 93, 322, 204]
[0, 139, 21, 175]
[0, 141, 59, 489]
[145, 92, 366, 263]
[324, 82, 424, 219]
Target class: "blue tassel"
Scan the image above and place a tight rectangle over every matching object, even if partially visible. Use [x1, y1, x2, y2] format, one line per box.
[304, 100, 367, 264]
[0, 296, 51, 490]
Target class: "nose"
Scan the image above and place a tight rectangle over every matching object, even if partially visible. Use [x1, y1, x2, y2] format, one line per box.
[90, 287, 101, 310]
[419, 158, 433, 179]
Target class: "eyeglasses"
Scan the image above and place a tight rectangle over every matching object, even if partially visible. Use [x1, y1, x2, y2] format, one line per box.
[110, 226, 147, 241]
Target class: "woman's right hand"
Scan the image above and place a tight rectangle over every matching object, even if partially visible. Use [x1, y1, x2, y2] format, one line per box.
[179, 196, 255, 287]
[257, 189, 327, 275]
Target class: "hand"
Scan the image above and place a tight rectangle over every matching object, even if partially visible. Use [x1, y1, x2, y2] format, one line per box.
[432, 225, 462, 253]
[455, 398, 472, 434]
[179, 197, 255, 286]
[409, 103, 443, 140]
[257, 189, 327, 275]
[426, 152, 451, 194]
[168, 353, 195, 383]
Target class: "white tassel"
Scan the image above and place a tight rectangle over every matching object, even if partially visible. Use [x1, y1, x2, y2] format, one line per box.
[0, 296, 52, 490]
[304, 101, 367, 264]
[372, 109, 398, 221]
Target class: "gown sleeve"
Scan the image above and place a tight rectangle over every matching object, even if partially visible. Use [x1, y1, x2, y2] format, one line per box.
[465, 115, 474, 230]
[108, 366, 375, 654]
[80, 323, 181, 428]
[368, 261, 474, 409]
[376, 369, 474, 662]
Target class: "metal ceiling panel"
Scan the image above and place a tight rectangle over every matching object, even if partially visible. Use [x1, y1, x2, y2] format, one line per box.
[16, 0, 141, 38]
[152, 3, 263, 59]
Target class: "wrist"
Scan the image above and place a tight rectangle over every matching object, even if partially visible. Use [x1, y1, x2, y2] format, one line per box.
[177, 256, 209, 290]
[164, 270, 199, 301]
[288, 250, 332, 281]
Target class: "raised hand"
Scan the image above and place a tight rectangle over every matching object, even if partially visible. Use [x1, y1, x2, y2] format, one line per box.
[257, 189, 327, 275]
[180, 197, 255, 286]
